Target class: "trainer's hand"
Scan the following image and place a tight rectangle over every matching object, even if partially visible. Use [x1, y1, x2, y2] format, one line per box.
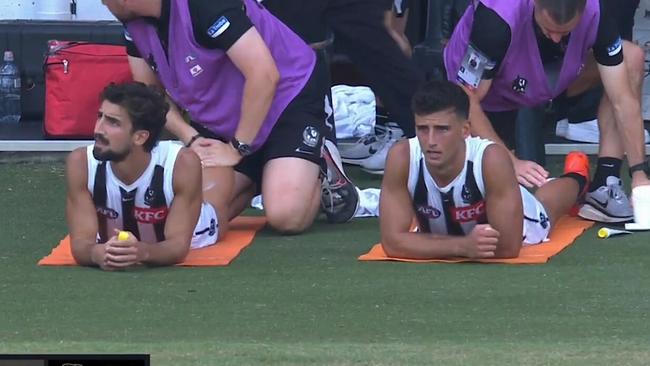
[188, 137, 217, 162]
[513, 158, 549, 188]
[462, 224, 499, 259]
[193, 138, 242, 168]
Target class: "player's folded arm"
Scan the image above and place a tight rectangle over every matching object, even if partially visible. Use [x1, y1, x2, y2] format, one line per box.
[379, 141, 418, 256]
[482, 144, 523, 258]
[137, 148, 203, 266]
[66, 148, 102, 266]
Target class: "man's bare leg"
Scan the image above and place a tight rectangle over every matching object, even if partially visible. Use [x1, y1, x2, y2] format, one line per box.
[535, 178, 581, 227]
[228, 172, 257, 220]
[562, 41, 645, 222]
[261, 157, 321, 234]
[595, 41, 644, 159]
[201, 166, 234, 240]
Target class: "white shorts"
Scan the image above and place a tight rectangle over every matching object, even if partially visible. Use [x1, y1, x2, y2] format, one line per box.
[521, 187, 551, 245]
[191, 202, 219, 249]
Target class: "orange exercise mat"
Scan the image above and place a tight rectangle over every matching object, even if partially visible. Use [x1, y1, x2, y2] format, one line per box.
[38, 216, 266, 267]
[358, 216, 593, 264]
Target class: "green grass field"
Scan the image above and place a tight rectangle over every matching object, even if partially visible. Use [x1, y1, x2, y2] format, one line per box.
[1, 157, 649, 365]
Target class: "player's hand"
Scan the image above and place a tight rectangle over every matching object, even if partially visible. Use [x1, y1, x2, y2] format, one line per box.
[462, 224, 499, 259]
[90, 244, 116, 271]
[103, 230, 142, 269]
[513, 158, 549, 188]
[192, 137, 242, 168]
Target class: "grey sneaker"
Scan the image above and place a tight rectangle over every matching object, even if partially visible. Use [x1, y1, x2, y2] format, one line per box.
[321, 140, 360, 223]
[339, 125, 390, 165]
[359, 123, 404, 175]
[578, 176, 634, 223]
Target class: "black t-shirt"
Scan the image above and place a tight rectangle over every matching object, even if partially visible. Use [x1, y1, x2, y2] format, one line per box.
[125, 0, 253, 58]
[261, 0, 328, 43]
[469, 0, 623, 79]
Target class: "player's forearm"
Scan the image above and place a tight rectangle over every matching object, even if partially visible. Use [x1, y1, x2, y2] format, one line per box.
[492, 211, 522, 258]
[70, 240, 103, 267]
[493, 238, 520, 259]
[382, 232, 468, 259]
[488, 206, 523, 259]
[612, 97, 646, 166]
[136, 239, 191, 266]
[235, 71, 279, 144]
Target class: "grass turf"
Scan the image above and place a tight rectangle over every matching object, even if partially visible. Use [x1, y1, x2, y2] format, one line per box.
[1, 158, 649, 365]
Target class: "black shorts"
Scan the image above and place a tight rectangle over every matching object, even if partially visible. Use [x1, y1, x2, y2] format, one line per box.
[615, 0, 640, 41]
[192, 50, 328, 187]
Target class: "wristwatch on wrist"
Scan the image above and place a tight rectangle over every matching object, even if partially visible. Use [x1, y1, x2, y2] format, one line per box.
[185, 134, 201, 148]
[629, 159, 650, 177]
[231, 138, 252, 157]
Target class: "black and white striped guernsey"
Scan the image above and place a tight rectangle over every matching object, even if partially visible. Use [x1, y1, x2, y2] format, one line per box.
[406, 136, 551, 244]
[87, 141, 179, 244]
[86, 141, 219, 248]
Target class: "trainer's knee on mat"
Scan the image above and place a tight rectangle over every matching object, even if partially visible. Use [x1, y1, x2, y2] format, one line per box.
[266, 209, 313, 235]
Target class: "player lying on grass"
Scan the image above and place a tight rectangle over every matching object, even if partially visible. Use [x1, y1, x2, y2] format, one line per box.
[66, 82, 219, 270]
[379, 80, 590, 259]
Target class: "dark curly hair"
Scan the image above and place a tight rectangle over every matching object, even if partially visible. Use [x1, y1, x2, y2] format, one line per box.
[100, 82, 170, 152]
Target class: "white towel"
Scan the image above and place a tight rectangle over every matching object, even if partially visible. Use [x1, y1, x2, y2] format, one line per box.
[331, 85, 376, 139]
[354, 188, 381, 218]
[250, 187, 381, 218]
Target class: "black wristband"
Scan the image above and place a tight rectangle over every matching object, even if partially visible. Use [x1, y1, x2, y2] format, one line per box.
[185, 134, 201, 148]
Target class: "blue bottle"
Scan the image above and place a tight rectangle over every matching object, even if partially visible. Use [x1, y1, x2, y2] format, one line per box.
[0, 50, 21, 124]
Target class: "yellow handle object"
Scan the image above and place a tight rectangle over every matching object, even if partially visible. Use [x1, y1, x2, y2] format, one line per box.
[118, 231, 129, 241]
[597, 228, 609, 238]
[597, 227, 632, 239]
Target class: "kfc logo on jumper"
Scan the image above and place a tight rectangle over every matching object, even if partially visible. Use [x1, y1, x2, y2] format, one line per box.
[134, 207, 169, 224]
[451, 201, 486, 223]
[416, 205, 442, 219]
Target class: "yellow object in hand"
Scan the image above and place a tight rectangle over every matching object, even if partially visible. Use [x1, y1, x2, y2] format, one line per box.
[118, 231, 129, 241]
